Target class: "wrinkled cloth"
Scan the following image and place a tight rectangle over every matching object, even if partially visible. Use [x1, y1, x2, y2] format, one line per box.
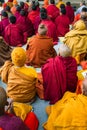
[0, 61, 37, 103]
[26, 34, 57, 67]
[44, 92, 87, 130]
[66, 5, 74, 24]
[42, 56, 78, 104]
[28, 10, 39, 24]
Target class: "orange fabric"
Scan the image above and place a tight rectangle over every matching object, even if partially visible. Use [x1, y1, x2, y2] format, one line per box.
[43, 0, 49, 8]
[0, 128, 3, 130]
[24, 112, 39, 130]
[80, 61, 87, 70]
[74, 14, 80, 24]
[36, 73, 44, 99]
[76, 80, 82, 95]
[11, 6, 16, 15]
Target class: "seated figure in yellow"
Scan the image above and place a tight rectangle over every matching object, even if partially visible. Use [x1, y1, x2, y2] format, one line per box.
[64, 20, 87, 64]
[43, 78, 87, 130]
[56, 0, 65, 9]
[0, 47, 37, 103]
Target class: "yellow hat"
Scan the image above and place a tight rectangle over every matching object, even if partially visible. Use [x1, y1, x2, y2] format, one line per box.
[11, 47, 26, 67]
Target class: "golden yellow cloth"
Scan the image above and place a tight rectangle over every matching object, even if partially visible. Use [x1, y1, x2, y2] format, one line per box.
[64, 20, 87, 59]
[43, 92, 87, 130]
[13, 102, 32, 121]
[0, 61, 37, 103]
[56, 1, 65, 8]
[77, 69, 87, 80]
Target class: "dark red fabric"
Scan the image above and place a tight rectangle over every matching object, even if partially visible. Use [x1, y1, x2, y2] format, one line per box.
[14, 11, 21, 20]
[24, 112, 39, 130]
[55, 15, 70, 37]
[42, 56, 78, 104]
[65, 5, 74, 24]
[47, 4, 59, 21]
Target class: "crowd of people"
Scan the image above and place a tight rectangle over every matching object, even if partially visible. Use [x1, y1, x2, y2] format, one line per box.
[0, 0, 87, 129]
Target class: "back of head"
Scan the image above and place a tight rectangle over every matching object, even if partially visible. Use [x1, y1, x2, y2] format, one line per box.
[82, 7, 87, 12]
[0, 87, 7, 108]
[82, 78, 87, 96]
[58, 44, 71, 57]
[74, 20, 86, 30]
[60, 4, 65, 9]
[20, 1, 24, 8]
[38, 24, 47, 35]
[32, 3, 37, 10]
[9, 15, 16, 23]
[5, 5, 10, 11]
[40, 12, 47, 19]
[16, 5, 21, 12]
[66, 2, 71, 6]
[50, 0, 55, 4]
[35, 1, 39, 7]
[20, 9, 26, 16]
[11, 47, 26, 67]
[40, 7, 47, 13]
[1, 11, 8, 17]
[60, 8, 66, 14]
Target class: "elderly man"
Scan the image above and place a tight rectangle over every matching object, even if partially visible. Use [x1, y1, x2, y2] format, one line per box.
[42, 44, 78, 104]
[43, 78, 87, 130]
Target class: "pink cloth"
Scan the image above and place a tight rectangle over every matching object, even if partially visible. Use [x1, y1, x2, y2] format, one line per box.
[28, 10, 40, 24]
[41, 19, 58, 43]
[47, 4, 59, 21]
[42, 56, 78, 104]
[34, 16, 41, 34]
[55, 14, 70, 37]
[14, 11, 21, 19]
[17, 15, 34, 37]
[4, 23, 26, 46]
[0, 18, 9, 36]
[65, 5, 74, 24]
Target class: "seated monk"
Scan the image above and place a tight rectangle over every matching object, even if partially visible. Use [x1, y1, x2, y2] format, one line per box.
[43, 78, 87, 130]
[42, 44, 78, 104]
[56, 0, 65, 9]
[0, 47, 37, 103]
[26, 24, 57, 68]
[63, 20, 87, 64]
[0, 86, 29, 130]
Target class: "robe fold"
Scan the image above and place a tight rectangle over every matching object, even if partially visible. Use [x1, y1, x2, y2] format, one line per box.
[0, 61, 37, 103]
[42, 56, 78, 104]
[26, 34, 57, 67]
[28, 10, 39, 24]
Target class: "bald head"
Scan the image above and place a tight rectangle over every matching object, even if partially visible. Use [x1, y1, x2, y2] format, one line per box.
[58, 44, 71, 57]
[82, 78, 87, 96]
[0, 87, 7, 108]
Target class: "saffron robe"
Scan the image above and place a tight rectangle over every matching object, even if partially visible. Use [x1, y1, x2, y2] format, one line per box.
[43, 92, 87, 130]
[0, 61, 37, 103]
[4, 23, 26, 46]
[17, 15, 34, 37]
[0, 113, 29, 130]
[47, 4, 59, 21]
[41, 19, 58, 43]
[55, 14, 70, 37]
[28, 10, 39, 24]
[65, 5, 74, 24]
[42, 56, 78, 104]
[0, 17, 9, 36]
[26, 34, 57, 68]
[43, 0, 49, 8]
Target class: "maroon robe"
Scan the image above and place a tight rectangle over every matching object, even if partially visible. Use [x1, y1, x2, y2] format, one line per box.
[17, 15, 34, 37]
[55, 14, 70, 37]
[41, 19, 58, 43]
[42, 56, 78, 104]
[14, 11, 21, 19]
[65, 5, 74, 24]
[0, 17, 9, 37]
[47, 4, 59, 21]
[4, 23, 26, 46]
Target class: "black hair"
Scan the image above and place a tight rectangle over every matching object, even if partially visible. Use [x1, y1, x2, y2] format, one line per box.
[9, 15, 16, 24]
[66, 2, 71, 6]
[35, 1, 39, 7]
[20, 9, 26, 16]
[32, 4, 37, 10]
[40, 12, 47, 19]
[60, 4, 65, 9]
[16, 5, 21, 12]
[1, 11, 8, 17]
[20, 1, 24, 8]
[60, 8, 66, 14]
[40, 7, 47, 13]
[50, 0, 55, 4]
[5, 5, 10, 11]
[82, 7, 87, 12]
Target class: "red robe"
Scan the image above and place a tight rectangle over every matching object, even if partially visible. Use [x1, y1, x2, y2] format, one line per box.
[47, 4, 59, 21]
[42, 56, 78, 104]
[17, 15, 34, 37]
[4, 23, 26, 46]
[55, 14, 70, 37]
[41, 19, 58, 43]
[65, 5, 74, 24]
[14, 11, 21, 19]
[28, 10, 39, 24]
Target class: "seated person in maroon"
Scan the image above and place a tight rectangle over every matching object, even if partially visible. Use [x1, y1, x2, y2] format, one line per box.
[0, 86, 29, 130]
[4, 15, 27, 46]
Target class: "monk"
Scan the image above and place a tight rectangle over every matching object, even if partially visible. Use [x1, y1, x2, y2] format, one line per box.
[46, 0, 59, 21]
[76, 1, 86, 15]
[14, 5, 21, 19]
[55, 8, 70, 37]
[56, 0, 65, 9]
[4, 15, 26, 46]
[17, 9, 34, 37]
[43, 0, 49, 9]
[6, 0, 13, 8]
[64, 20, 87, 64]
[10, 0, 18, 15]
[0, 11, 9, 37]
[65, 2, 74, 24]
[0, 47, 37, 103]
[26, 24, 57, 68]
[42, 44, 78, 104]
[43, 78, 87, 130]
[0, 87, 29, 130]
[5, 5, 12, 18]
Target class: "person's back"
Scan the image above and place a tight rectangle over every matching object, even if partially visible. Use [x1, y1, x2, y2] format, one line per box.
[42, 44, 77, 104]
[26, 24, 57, 67]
